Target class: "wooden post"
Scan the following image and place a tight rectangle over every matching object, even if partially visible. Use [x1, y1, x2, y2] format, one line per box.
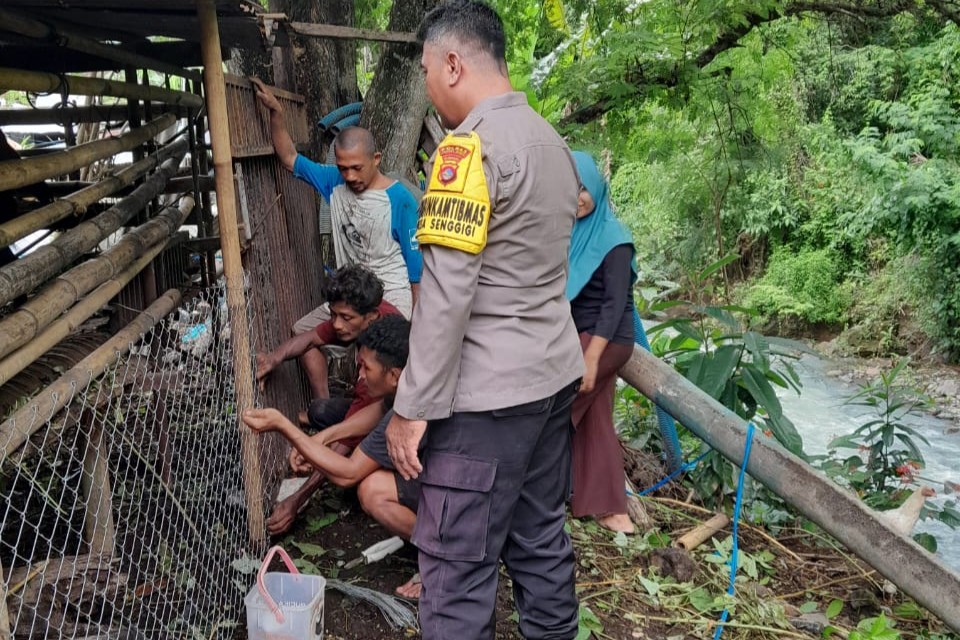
[197, 0, 266, 546]
[0, 556, 11, 640]
[80, 418, 117, 557]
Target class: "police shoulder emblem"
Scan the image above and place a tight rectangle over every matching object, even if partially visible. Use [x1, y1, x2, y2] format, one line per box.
[416, 132, 492, 255]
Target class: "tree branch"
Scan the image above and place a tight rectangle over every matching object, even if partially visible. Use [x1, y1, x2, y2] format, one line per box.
[559, 0, 931, 128]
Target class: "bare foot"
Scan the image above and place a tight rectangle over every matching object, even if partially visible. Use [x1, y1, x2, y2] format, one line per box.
[395, 573, 421, 600]
[598, 513, 635, 534]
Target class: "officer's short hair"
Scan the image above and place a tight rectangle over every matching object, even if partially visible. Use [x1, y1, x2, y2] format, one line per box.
[417, 0, 506, 65]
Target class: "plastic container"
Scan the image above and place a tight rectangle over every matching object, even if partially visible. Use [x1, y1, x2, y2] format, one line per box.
[245, 546, 325, 640]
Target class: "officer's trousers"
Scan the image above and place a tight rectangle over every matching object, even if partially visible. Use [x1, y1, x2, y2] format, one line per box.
[413, 381, 580, 640]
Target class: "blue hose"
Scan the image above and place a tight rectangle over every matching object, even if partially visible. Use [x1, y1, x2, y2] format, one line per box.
[317, 101, 363, 132]
[329, 113, 361, 135]
[633, 308, 683, 472]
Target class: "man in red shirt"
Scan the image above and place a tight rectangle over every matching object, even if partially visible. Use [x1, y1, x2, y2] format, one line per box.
[257, 264, 399, 534]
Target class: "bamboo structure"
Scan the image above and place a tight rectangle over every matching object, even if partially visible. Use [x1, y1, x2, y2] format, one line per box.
[0, 234, 179, 387]
[0, 68, 203, 110]
[198, 0, 265, 545]
[0, 137, 188, 247]
[0, 8, 202, 83]
[0, 112, 176, 192]
[0, 289, 182, 462]
[0, 152, 185, 308]
[0, 197, 195, 360]
[0, 105, 192, 127]
[0, 557, 9, 640]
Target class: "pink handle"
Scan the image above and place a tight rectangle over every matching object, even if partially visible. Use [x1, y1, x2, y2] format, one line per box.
[258, 545, 300, 625]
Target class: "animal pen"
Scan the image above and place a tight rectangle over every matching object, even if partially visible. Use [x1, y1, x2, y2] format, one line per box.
[0, 2, 334, 637]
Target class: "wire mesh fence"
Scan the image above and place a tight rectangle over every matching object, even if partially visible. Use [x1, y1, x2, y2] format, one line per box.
[0, 280, 287, 639]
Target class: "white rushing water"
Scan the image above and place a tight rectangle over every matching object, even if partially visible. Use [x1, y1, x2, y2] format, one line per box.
[777, 354, 960, 572]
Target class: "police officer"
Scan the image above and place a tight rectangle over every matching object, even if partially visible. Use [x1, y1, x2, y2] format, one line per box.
[385, 1, 584, 638]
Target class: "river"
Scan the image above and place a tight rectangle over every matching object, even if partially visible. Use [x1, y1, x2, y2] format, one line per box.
[777, 354, 960, 573]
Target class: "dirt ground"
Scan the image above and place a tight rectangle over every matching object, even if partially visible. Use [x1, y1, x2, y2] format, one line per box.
[251, 453, 957, 640]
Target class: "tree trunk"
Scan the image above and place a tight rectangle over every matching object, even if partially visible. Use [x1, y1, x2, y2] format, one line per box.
[360, 0, 436, 180]
[286, 0, 360, 159]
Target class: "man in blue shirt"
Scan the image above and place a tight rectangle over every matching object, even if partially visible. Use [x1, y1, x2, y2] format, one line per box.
[251, 77, 421, 399]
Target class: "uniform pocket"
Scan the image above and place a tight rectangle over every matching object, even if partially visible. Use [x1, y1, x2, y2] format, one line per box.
[412, 452, 497, 562]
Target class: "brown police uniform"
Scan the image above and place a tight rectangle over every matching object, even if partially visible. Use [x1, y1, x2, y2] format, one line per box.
[393, 91, 584, 640]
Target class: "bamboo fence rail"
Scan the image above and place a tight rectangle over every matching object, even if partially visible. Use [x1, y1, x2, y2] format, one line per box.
[0, 198, 195, 360]
[0, 289, 182, 462]
[0, 137, 188, 247]
[0, 234, 180, 387]
[0, 67, 203, 110]
[0, 152, 185, 307]
[0, 112, 176, 192]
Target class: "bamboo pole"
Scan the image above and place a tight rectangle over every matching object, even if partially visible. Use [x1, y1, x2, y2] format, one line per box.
[0, 152, 184, 308]
[198, 0, 265, 546]
[0, 197, 195, 360]
[675, 512, 730, 551]
[0, 234, 177, 387]
[0, 289, 181, 462]
[0, 8, 202, 83]
[0, 137, 188, 247]
[0, 68, 203, 110]
[0, 112, 176, 192]
[0, 557, 10, 640]
[0, 105, 191, 127]
[618, 347, 960, 633]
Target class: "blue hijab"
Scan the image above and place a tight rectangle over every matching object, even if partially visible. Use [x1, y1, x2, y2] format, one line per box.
[566, 151, 636, 300]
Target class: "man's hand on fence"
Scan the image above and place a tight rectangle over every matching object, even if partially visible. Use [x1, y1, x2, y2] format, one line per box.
[250, 77, 283, 113]
[242, 407, 291, 435]
[255, 351, 281, 383]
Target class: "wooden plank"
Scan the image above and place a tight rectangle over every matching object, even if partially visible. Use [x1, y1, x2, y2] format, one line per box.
[0, 7, 202, 81]
[0, 557, 10, 640]
[0, 68, 203, 109]
[30, 9, 266, 50]
[0, 42, 223, 75]
[289, 21, 418, 43]
[80, 420, 117, 557]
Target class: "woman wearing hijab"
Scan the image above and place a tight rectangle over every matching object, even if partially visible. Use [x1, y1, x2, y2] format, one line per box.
[567, 151, 636, 534]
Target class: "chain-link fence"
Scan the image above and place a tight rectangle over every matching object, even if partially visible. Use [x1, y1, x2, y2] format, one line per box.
[0, 281, 287, 639]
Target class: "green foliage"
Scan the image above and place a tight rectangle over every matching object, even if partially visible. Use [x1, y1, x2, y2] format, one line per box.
[741, 248, 850, 325]
[647, 257, 804, 507]
[847, 614, 901, 640]
[820, 359, 930, 502]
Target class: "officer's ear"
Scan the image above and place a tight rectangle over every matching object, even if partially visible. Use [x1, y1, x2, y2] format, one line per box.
[446, 50, 463, 85]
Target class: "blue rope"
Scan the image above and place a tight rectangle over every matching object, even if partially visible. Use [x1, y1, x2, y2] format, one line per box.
[632, 309, 683, 472]
[712, 422, 756, 640]
[627, 449, 712, 498]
